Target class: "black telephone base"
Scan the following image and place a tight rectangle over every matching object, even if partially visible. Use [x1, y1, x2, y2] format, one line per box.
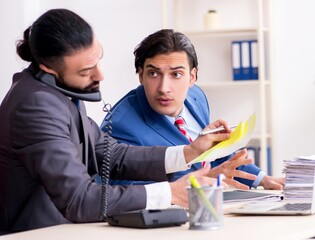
[107, 209, 188, 229]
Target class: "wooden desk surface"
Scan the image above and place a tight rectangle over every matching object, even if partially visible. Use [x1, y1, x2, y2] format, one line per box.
[1, 213, 315, 240]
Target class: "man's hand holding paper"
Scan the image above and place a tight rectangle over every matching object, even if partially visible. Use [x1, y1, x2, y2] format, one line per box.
[184, 119, 233, 163]
[189, 113, 256, 165]
[183, 113, 257, 190]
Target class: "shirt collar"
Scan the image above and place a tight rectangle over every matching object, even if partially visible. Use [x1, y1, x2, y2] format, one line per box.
[165, 105, 188, 125]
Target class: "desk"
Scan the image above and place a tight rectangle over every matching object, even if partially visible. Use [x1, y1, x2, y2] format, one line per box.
[1, 214, 315, 240]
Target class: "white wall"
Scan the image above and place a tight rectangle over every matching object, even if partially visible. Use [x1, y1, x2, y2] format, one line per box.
[1, 0, 315, 175]
[271, 0, 315, 175]
[0, 1, 28, 106]
[0, 0, 163, 124]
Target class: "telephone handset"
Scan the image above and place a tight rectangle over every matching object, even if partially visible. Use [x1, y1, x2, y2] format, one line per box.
[35, 70, 102, 102]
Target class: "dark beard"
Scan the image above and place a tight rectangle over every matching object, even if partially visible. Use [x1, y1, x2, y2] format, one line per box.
[56, 79, 99, 94]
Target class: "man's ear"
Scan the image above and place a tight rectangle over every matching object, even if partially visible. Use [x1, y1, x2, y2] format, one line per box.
[189, 67, 197, 87]
[138, 68, 144, 84]
[39, 64, 59, 78]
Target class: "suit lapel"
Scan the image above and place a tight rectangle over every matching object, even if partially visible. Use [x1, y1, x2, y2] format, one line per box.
[76, 102, 98, 175]
[185, 95, 208, 129]
[146, 118, 202, 170]
[147, 116, 192, 145]
[76, 102, 89, 168]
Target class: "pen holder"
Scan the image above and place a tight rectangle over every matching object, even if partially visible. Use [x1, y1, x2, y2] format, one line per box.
[188, 186, 224, 230]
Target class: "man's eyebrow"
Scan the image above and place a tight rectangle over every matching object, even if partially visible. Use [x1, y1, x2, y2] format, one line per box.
[145, 64, 159, 70]
[145, 64, 186, 70]
[78, 48, 103, 74]
[170, 66, 186, 70]
[78, 66, 95, 73]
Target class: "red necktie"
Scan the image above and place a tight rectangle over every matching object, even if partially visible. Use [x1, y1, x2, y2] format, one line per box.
[174, 116, 193, 143]
[175, 116, 206, 167]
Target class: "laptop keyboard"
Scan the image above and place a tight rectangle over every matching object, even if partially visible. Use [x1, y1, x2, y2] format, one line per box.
[271, 203, 312, 212]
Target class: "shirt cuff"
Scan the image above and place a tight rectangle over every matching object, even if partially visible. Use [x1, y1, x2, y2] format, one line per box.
[165, 145, 189, 174]
[145, 182, 171, 209]
[251, 171, 266, 188]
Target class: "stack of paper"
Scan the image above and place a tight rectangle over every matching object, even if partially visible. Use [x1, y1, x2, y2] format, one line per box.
[283, 155, 315, 200]
[223, 190, 283, 203]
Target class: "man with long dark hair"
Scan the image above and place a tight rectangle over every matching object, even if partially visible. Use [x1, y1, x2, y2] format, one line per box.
[0, 9, 236, 234]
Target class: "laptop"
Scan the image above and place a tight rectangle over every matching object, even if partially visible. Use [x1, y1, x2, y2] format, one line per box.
[228, 179, 315, 216]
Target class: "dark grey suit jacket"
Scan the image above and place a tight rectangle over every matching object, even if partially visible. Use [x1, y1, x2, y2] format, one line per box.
[0, 66, 169, 234]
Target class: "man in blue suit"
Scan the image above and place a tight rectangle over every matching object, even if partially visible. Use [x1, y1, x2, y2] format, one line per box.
[101, 29, 284, 190]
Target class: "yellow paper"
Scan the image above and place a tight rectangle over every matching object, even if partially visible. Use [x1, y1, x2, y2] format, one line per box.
[190, 113, 256, 164]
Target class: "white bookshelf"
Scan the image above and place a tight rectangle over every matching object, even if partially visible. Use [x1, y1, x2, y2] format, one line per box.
[162, 0, 272, 174]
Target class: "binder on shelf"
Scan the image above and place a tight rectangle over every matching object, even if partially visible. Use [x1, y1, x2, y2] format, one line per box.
[231, 40, 259, 81]
[231, 41, 241, 80]
[249, 40, 259, 80]
[241, 41, 250, 80]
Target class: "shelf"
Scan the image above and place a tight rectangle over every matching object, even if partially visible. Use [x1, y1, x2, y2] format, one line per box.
[183, 27, 269, 37]
[251, 133, 272, 140]
[165, 0, 272, 174]
[198, 80, 270, 89]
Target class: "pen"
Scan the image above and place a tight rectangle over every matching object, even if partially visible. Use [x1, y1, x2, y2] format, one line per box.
[199, 124, 238, 136]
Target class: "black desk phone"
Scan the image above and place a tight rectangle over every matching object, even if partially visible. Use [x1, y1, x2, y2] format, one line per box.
[107, 209, 188, 228]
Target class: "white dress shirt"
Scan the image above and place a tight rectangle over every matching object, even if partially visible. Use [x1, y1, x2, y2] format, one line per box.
[145, 145, 186, 209]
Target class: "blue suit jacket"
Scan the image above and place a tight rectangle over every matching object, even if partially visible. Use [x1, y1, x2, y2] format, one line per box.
[101, 85, 261, 187]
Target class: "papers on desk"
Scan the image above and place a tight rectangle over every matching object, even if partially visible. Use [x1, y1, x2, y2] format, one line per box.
[223, 190, 283, 203]
[283, 155, 315, 200]
[223, 190, 284, 214]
